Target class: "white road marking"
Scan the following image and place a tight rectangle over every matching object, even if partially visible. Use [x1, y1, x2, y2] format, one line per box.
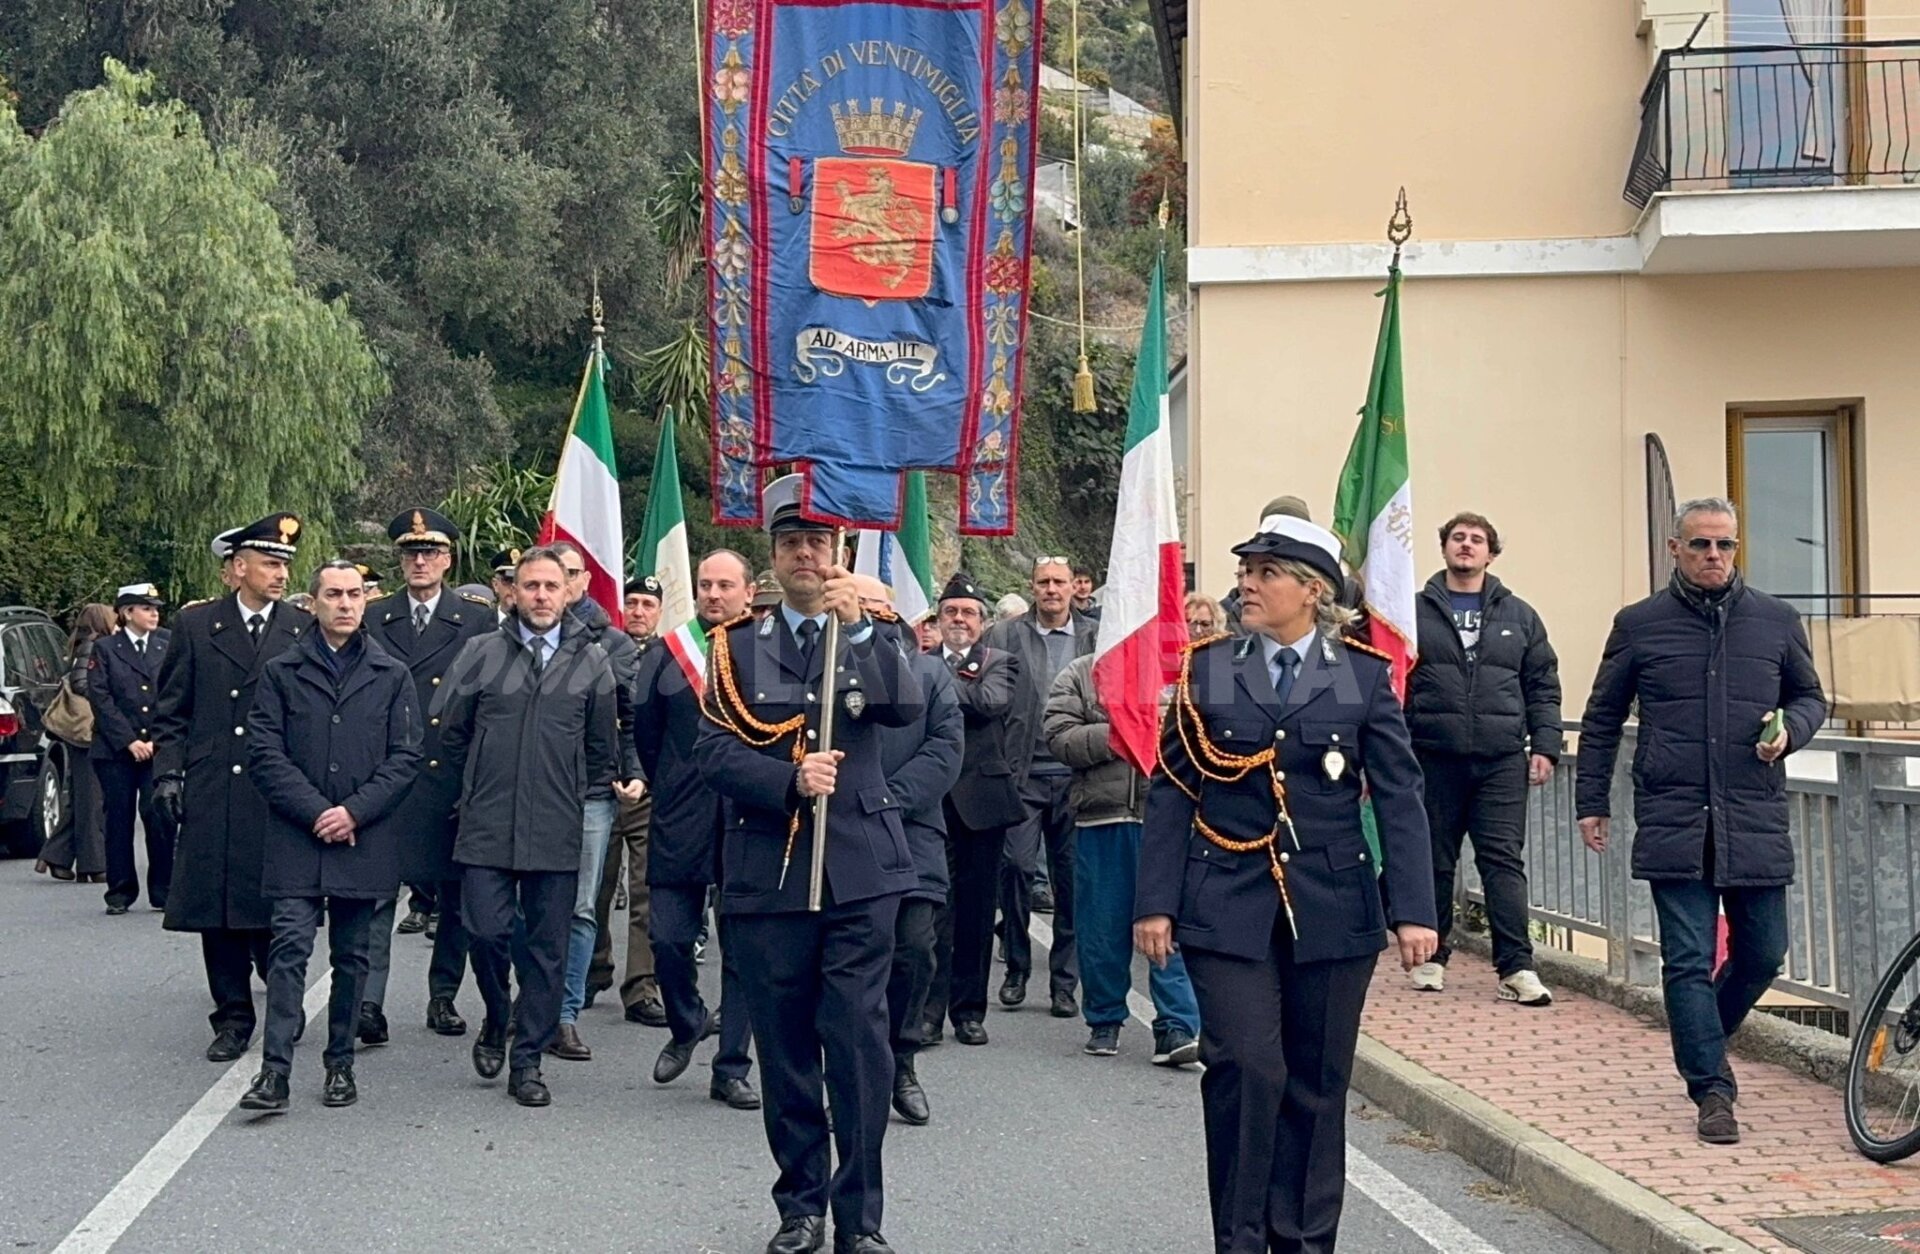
[1028, 913, 1509, 1254]
[54, 972, 334, 1254]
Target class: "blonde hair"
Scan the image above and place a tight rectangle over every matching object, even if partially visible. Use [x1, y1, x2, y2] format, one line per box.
[1269, 558, 1359, 633]
[1183, 592, 1223, 631]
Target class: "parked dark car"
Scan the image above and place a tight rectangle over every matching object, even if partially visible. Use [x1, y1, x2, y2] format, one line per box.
[0, 606, 75, 856]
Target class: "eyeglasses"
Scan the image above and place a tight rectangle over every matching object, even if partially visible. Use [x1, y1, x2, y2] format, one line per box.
[1683, 538, 1739, 553]
[563, 567, 587, 579]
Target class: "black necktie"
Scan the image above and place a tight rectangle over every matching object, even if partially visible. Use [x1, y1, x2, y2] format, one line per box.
[529, 635, 548, 672]
[247, 613, 265, 645]
[1273, 647, 1300, 706]
[414, 604, 430, 636]
[797, 619, 821, 665]
[135, 638, 146, 658]
[946, 650, 962, 674]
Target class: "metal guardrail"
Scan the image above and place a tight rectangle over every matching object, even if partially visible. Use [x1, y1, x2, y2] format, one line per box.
[1457, 725, 1920, 1035]
[1625, 40, 1920, 208]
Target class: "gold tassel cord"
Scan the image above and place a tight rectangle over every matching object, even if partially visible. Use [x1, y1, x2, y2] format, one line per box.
[1069, 0, 1095, 413]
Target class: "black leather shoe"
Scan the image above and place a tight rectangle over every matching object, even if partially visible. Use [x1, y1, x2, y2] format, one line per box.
[472, 1019, 507, 1080]
[322, 1065, 357, 1108]
[424, 912, 439, 938]
[356, 1001, 389, 1046]
[1032, 883, 1055, 913]
[999, 974, 1027, 1008]
[239, 1069, 289, 1112]
[834, 1233, 893, 1254]
[426, 996, 468, 1036]
[547, 1023, 592, 1061]
[508, 1067, 551, 1107]
[921, 1019, 943, 1046]
[765, 1215, 826, 1254]
[396, 909, 428, 934]
[653, 1008, 718, 1084]
[892, 1060, 930, 1126]
[1050, 989, 1078, 1019]
[625, 995, 669, 1027]
[207, 1028, 250, 1062]
[711, 1076, 762, 1109]
[105, 901, 130, 916]
[954, 1019, 988, 1046]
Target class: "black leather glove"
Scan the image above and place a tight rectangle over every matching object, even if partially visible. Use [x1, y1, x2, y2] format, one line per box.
[153, 775, 185, 829]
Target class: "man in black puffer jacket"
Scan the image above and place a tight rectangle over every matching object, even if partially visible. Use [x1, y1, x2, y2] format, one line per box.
[1577, 498, 1826, 1148]
[1404, 512, 1561, 1007]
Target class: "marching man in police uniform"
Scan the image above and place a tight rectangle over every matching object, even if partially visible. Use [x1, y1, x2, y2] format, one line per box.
[90, 582, 173, 915]
[695, 475, 926, 1254]
[153, 512, 315, 1062]
[1135, 513, 1439, 1254]
[358, 508, 494, 1043]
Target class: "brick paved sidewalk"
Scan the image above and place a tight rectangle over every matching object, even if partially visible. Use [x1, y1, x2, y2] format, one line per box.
[1361, 949, 1920, 1253]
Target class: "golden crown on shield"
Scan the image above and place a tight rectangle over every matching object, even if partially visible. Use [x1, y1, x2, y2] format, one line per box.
[830, 99, 924, 157]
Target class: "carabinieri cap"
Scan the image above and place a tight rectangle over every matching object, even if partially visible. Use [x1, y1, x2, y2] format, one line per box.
[388, 507, 459, 550]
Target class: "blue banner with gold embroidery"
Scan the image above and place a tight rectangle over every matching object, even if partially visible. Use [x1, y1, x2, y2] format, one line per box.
[704, 0, 1042, 535]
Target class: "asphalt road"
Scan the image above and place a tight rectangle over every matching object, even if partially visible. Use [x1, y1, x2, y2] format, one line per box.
[0, 850, 1605, 1253]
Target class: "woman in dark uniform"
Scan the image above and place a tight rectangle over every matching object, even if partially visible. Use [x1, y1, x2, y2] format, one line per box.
[1135, 513, 1440, 1254]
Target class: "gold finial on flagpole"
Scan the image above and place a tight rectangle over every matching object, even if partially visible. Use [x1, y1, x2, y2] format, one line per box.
[1386, 187, 1413, 268]
[590, 270, 606, 342]
[1157, 179, 1171, 232]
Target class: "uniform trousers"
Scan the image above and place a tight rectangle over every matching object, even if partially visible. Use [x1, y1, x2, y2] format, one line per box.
[1182, 923, 1375, 1254]
[732, 893, 900, 1235]
[927, 805, 1008, 1028]
[262, 896, 376, 1075]
[97, 756, 169, 909]
[363, 878, 469, 1010]
[589, 792, 658, 1006]
[202, 927, 272, 1037]
[999, 773, 1078, 996]
[652, 883, 753, 1081]
[462, 866, 575, 1074]
[887, 897, 939, 1059]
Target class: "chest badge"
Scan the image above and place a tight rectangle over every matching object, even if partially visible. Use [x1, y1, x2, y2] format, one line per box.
[1323, 748, 1347, 783]
[844, 689, 868, 719]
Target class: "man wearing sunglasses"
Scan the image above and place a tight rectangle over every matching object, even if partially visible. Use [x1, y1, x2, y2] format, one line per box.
[1576, 497, 1827, 1148]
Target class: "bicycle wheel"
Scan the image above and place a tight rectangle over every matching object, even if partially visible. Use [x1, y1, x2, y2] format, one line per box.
[1847, 929, 1920, 1162]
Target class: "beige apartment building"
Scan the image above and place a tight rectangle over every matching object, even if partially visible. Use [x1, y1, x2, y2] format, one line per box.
[1152, 0, 1920, 716]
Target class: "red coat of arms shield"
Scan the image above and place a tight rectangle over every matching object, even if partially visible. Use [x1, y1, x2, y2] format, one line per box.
[809, 157, 937, 303]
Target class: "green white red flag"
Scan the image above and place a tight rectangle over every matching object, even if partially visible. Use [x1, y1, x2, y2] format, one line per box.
[853, 472, 935, 624]
[539, 346, 623, 619]
[636, 412, 707, 696]
[1092, 255, 1187, 775]
[1332, 264, 1418, 699]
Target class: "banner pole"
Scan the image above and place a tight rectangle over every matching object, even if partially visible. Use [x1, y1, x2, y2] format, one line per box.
[807, 526, 849, 911]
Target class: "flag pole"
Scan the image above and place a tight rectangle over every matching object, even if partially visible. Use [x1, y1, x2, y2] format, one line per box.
[806, 525, 849, 911]
[1386, 186, 1412, 268]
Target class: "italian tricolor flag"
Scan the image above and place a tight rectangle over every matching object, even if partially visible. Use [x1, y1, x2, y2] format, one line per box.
[1092, 254, 1188, 776]
[1332, 264, 1418, 700]
[853, 471, 935, 624]
[540, 345, 624, 620]
[637, 412, 708, 695]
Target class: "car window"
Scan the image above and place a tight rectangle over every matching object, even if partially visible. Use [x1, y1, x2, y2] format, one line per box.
[1, 623, 63, 687]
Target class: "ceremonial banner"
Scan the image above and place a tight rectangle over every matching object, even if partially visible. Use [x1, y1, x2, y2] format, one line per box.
[704, 0, 1044, 535]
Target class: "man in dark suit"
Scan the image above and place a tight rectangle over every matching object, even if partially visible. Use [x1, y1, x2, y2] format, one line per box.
[856, 575, 963, 1126]
[89, 582, 173, 915]
[153, 512, 315, 1062]
[635, 551, 759, 1109]
[921, 574, 1024, 1047]
[358, 507, 495, 1043]
[695, 475, 926, 1254]
[240, 559, 422, 1113]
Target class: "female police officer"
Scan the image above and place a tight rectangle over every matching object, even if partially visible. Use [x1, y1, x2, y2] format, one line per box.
[1135, 513, 1439, 1254]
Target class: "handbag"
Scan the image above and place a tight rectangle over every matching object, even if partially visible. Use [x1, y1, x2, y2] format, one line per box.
[42, 679, 94, 747]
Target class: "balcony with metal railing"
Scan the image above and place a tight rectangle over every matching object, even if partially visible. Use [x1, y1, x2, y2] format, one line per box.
[1622, 41, 1920, 273]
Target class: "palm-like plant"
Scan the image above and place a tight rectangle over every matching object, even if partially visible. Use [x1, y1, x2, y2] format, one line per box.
[645, 153, 705, 297]
[436, 461, 555, 587]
